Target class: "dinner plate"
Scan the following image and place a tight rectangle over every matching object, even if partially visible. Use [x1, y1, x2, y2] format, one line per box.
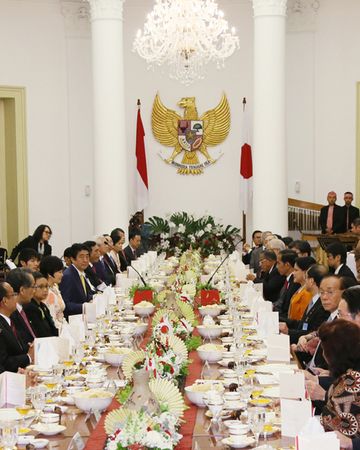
[222, 436, 255, 448]
[32, 423, 66, 436]
[261, 386, 280, 398]
[17, 436, 49, 448]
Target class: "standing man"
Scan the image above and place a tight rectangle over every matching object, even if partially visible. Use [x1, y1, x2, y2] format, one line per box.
[343, 192, 359, 232]
[319, 191, 345, 234]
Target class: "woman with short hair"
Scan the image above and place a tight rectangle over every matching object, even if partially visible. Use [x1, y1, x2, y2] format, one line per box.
[40, 256, 65, 329]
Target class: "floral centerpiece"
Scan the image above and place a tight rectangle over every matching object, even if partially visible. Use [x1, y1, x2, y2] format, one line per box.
[146, 212, 240, 258]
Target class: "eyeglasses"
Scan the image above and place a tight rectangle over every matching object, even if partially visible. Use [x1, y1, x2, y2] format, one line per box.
[319, 289, 339, 296]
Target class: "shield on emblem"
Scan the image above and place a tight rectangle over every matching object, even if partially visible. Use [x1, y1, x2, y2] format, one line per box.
[178, 120, 203, 152]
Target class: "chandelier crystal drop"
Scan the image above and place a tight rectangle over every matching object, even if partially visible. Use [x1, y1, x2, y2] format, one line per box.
[133, 0, 240, 85]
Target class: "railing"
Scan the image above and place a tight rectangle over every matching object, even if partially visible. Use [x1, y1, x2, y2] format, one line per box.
[288, 198, 322, 233]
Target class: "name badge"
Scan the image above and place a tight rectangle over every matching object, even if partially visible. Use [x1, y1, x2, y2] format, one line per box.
[302, 323, 308, 331]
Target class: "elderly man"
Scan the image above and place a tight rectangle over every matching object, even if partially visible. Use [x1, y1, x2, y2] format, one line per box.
[94, 236, 118, 286]
[249, 231, 272, 274]
[343, 192, 359, 232]
[319, 191, 345, 234]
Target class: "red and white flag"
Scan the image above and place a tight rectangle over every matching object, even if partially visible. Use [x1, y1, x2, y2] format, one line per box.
[240, 97, 253, 214]
[136, 100, 149, 211]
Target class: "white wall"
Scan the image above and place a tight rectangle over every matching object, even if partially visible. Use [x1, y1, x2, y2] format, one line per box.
[286, 0, 360, 205]
[1, 0, 359, 255]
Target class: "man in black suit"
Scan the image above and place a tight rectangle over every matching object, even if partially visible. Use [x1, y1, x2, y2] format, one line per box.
[326, 242, 357, 281]
[279, 264, 329, 344]
[83, 241, 106, 291]
[248, 250, 285, 303]
[94, 236, 118, 286]
[273, 250, 301, 317]
[59, 243, 95, 317]
[319, 191, 345, 234]
[6, 269, 37, 349]
[124, 230, 142, 265]
[0, 282, 33, 372]
[242, 230, 262, 265]
[249, 231, 273, 275]
[343, 191, 360, 232]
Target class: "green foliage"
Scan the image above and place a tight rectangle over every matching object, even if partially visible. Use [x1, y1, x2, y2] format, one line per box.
[129, 284, 154, 299]
[146, 216, 170, 234]
[115, 384, 133, 404]
[185, 335, 202, 351]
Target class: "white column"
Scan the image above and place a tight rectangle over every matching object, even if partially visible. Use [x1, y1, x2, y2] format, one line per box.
[88, 0, 128, 234]
[252, 0, 288, 235]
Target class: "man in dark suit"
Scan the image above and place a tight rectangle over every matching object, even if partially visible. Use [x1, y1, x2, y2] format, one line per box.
[342, 191, 360, 232]
[94, 236, 118, 286]
[124, 230, 142, 265]
[319, 191, 345, 234]
[59, 243, 94, 317]
[326, 242, 357, 281]
[242, 230, 262, 265]
[249, 231, 273, 275]
[83, 241, 106, 291]
[280, 264, 329, 344]
[273, 250, 301, 317]
[0, 282, 32, 372]
[248, 250, 285, 303]
[6, 269, 37, 349]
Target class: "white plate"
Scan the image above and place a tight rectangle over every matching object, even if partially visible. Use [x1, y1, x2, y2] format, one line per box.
[262, 386, 280, 398]
[222, 436, 255, 448]
[18, 436, 49, 448]
[32, 424, 66, 436]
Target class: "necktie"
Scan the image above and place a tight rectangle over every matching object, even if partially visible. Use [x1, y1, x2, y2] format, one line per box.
[92, 265, 97, 274]
[284, 280, 289, 290]
[80, 274, 87, 294]
[346, 207, 350, 230]
[20, 309, 36, 339]
[326, 205, 334, 231]
[10, 319, 23, 350]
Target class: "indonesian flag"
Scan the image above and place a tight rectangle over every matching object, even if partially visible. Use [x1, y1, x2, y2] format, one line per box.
[136, 100, 149, 211]
[240, 97, 253, 214]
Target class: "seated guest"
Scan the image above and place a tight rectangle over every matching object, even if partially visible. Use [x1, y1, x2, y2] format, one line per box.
[0, 282, 33, 372]
[124, 230, 142, 264]
[287, 256, 316, 321]
[274, 250, 300, 317]
[263, 234, 276, 249]
[40, 256, 66, 330]
[23, 272, 58, 337]
[110, 234, 124, 273]
[60, 243, 94, 316]
[268, 239, 286, 255]
[293, 275, 347, 370]
[10, 225, 52, 261]
[319, 191, 345, 234]
[343, 191, 359, 232]
[249, 231, 272, 274]
[6, 269, 36, 349]
[63, 247, 72, 268]
[94, 236, 118, 286]
[291, 240, 312, 257]
[83, 240, 105, 291]
[326, 242, 357, 280]
[242, 230, 262, 265]
[319, 320, 360, 446]
[351, 218, 360, 236]
[247, 250, 285, 303]
[18, 249, 40, 272]
[281, 236, 293, 248]
[280, 265, 329, 344]
[111, 228, 128, 271]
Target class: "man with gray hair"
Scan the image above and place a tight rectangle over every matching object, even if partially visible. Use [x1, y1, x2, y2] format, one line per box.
[268, 239, 286, 255]
[250, 231, 272, 274]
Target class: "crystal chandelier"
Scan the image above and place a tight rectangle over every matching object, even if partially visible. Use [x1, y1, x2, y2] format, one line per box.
[133, 0, 240, 85]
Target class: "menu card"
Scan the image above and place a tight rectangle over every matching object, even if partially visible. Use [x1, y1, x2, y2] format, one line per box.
[34, 337, 70, 368]
[0, 371, 25, 407]
[257, 311, 279, 337]
[279, 372, 305, 399]
[267, 334, 290, 362]
[296, 432, 340, 450]
[281, 398, 312, 437]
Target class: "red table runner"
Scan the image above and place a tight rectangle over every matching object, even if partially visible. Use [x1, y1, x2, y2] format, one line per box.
[84, 316, 202, 450]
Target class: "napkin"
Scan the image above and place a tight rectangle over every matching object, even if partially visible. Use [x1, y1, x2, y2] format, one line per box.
[281, 398, 312, 437]
[257, 311, 279, 337]
[59, 320, 76, 351]
[0, 371, 25, 407]
[34, 337, 70, 368]
[297, 419, 339, 450]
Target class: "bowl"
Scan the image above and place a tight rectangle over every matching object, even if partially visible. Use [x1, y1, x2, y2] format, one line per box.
[134, 303, 155, 317]
[185, 382, 224, 407]
[199, 305, 221, 317]
[227, 423, 250, 435]
[197, 344, 224, 363]
[73, 389, 113, 412]
[134, 322, 148, 336]
[196, 325, 222, 339]
[39, 413, 59, 425]
[104, 348, 132, 366]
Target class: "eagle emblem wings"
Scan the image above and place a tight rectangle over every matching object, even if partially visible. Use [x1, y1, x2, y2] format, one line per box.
[152, 94, 230, 174]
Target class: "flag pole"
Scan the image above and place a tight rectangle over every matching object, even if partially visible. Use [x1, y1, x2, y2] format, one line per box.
[242, 97, 247, 240]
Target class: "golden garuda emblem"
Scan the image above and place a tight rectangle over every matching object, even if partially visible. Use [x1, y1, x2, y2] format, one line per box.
[152, 94, 230, 175]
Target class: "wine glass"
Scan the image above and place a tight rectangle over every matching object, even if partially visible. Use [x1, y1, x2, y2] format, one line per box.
[30, 386, 46, 422]
[15, 404, 32, 432]
[0, 420, 18, 450]
[248, 407, 266, 447]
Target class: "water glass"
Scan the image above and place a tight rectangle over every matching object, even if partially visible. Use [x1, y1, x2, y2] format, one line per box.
[0, 420, 18, 450]
[249, 408, 266, 446]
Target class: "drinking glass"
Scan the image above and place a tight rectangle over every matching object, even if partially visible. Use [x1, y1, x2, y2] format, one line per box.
[0, 420, 18, 450]
[248, 408, 266, 446]
[30, 386, 46, 422]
